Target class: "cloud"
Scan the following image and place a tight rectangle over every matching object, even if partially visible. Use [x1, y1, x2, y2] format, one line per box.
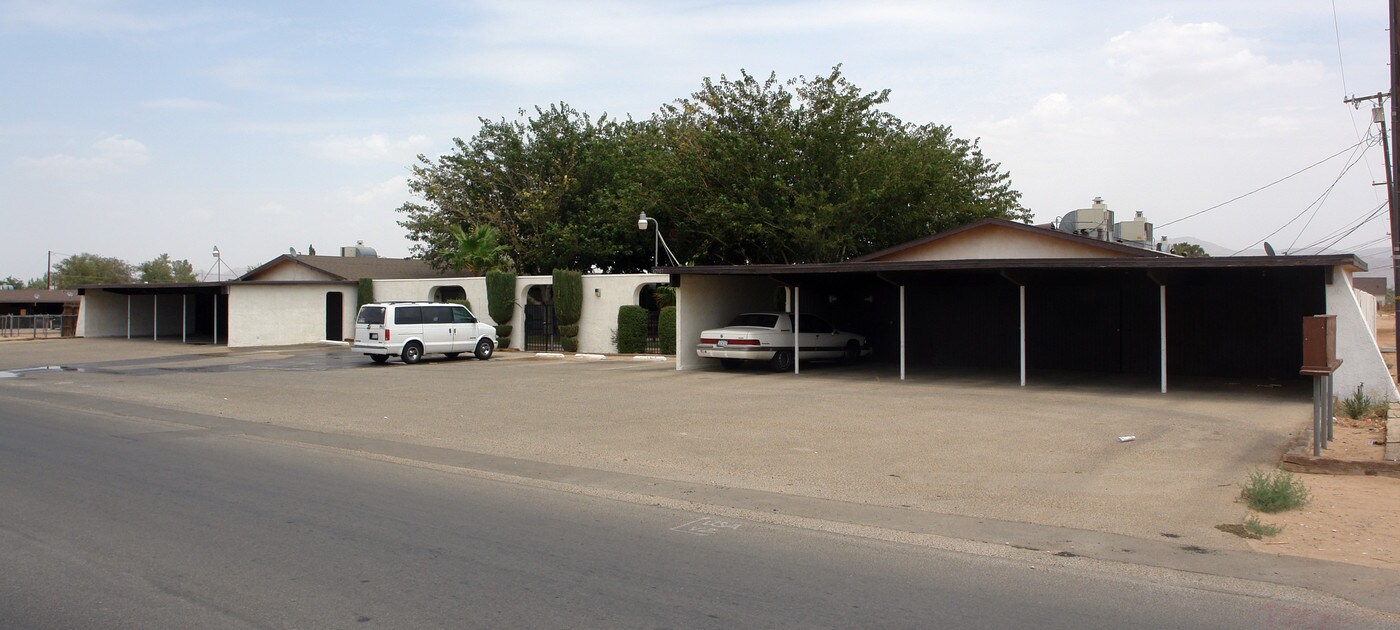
[2, 0, 166, 33]
[140, 97, 222, 111]
[334, 175, 410, 208]
[16, 134, 150, 172]
[309, 134, 432, 163]
[1104, 18, 1325, 101]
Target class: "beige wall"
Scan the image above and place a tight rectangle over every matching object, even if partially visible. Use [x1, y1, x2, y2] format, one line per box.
[227, 284, 354, 348]
[1329, 269, 1399, 401]
[373, 273, 669, 353]
[675, 274, 783, 370]
[875, 224, 1130, 262]
[249, 262, 340, 282]
[80, 290, 135, 337]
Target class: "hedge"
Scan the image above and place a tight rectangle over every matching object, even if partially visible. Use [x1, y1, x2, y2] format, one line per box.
[553, 269, 583, 351]
[486, 270, 516, 346]
[616, 306, 648, 353]
[658, 306, 676, 354]
[357, 278, 374, 309]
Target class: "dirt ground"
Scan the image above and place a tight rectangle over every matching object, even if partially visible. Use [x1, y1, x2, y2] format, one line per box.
[1244, 309, 1400, 570]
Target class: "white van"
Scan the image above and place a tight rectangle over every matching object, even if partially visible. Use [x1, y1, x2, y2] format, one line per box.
[352, 302, 497, 364]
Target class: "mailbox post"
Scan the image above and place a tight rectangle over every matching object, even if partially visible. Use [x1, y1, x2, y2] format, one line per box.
[1299, 315, 1341, 456]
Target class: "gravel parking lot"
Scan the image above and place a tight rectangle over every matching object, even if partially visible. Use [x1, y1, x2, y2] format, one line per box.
[1, 338, 1313, 548]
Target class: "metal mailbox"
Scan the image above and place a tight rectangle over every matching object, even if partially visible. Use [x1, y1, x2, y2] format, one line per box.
[1300, 314, 1337, 373]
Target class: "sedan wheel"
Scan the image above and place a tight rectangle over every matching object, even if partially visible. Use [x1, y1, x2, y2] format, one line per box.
[769, 349, 794, 372]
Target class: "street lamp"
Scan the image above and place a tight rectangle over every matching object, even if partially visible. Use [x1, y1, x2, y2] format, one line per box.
[637, 212, 680, 268]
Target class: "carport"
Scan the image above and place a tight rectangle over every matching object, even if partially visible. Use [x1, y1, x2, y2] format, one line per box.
[78, 282, 229, 344]
[667, 220, 1381, 395]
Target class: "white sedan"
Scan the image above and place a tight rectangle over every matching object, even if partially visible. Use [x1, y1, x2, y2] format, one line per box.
[696, 312, 871, 371]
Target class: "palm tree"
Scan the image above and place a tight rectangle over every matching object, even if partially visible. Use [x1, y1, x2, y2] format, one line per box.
[446, 224, 510, 275]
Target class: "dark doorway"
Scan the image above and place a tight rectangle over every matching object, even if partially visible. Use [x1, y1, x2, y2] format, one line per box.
[326, 292, 343, 341]
[524, 285, 560, 351]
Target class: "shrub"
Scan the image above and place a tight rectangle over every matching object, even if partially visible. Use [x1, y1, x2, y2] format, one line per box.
[659, 306, 676, 354]
[1243, 516, 1283, 538]
[561, 336, 579, 352]
[486, 270, 516, 346]
[1339, 383, 1388, 420]
[1241, 469, 1311, 513]
[357, 278, 374, 309]
[558, 324, 580, 338]
[654, 285, 676, 308]
[617, 306, 648, 353]
[553, 270, 582, 326]
[486, 270, 516, 324]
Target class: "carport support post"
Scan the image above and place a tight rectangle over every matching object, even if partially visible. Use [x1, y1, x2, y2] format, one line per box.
[793, 286, 800, 375]
[899, 285, 906, 381]
[1159, 284, 1168, 394]
[1019, 285, 1026, 387]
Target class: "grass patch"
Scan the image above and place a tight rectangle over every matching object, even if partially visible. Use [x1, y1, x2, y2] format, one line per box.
[1243, 516, 1284, 538]
[1240, 469, 1311, 513]
[1339, 384, 1388, 421]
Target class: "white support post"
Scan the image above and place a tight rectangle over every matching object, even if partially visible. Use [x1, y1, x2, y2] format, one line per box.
[899, 285, 906, 381]
[793, 286, 800, 375]
[182, 294, 187, 344]
[1019, 285, 1027, 387]
[1159, 284, 1168, 394]
[126, 295, 131, 339]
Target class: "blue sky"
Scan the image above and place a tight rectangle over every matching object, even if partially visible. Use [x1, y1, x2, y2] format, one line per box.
[1, 1, 1393, 280]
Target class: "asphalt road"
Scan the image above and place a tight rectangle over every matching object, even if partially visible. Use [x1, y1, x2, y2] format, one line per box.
[0, 395, 1391, 629]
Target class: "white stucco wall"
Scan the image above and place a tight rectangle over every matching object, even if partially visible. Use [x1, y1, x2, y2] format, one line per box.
[1328, 268, 1399, 401]
[248, 263, 340, 282]
[227, 284, 354, 348]
[874, 224, 1134, 262]
[373, 273, 667, 353]
[79, 290, 134, 337]
[675, 274, 783, 370]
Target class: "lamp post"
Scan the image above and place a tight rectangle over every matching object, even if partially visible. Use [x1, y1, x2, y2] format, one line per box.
[213, 246, 221, 282]
[636, 213, 680, 269]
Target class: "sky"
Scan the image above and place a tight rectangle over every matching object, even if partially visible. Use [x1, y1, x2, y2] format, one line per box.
[1, 0, 1395, 281]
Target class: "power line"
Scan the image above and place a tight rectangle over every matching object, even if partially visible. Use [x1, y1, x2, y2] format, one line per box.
[1156, 139, 1367, 229]
[1283, 137, 1375, 252]
[1231, 140, 1374, 255]
[1293, 198, 1389, 251]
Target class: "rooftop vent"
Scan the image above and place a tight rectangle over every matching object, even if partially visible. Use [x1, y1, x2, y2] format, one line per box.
[341, 240, 378, 257]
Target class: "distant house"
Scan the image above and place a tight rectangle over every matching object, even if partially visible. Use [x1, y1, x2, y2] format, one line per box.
[0, 289, 79, 316]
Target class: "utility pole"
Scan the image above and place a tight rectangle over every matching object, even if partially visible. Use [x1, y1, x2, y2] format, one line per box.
[1392, 0, 1399, 354]
[46, 251, 52, 290]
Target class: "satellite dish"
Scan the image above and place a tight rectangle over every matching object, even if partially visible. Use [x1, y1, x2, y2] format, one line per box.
[1264, 242, 1276, 257]
[289, 247, 297, 255]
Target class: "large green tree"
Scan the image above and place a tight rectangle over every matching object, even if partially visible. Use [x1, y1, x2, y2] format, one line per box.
[137, 253, 197, 283]
[397, 66, 1027, 272]
[51, 253, 133, 288]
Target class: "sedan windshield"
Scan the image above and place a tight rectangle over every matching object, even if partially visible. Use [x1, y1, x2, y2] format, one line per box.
[727, 313, 779, 328]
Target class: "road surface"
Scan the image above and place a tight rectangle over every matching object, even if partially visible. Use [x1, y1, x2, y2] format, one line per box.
[0, 393, 1389, 629]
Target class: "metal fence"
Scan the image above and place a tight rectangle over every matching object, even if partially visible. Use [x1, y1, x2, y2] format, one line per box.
[1, 314, 77, 339]
[523, 303, 561, 351]
[644, 310, 661, 354]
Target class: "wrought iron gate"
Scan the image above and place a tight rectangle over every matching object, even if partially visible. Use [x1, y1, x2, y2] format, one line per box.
[524, 303, 560, 351]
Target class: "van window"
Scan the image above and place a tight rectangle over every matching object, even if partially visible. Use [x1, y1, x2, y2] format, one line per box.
[357, 306, 385, 325]
[394, 306, 423, 325]
[452, 306, 474, 323]
[422, 306, 453, 323]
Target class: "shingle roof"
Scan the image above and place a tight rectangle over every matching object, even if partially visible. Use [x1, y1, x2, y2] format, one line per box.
[0, 289, 81, 304]
[850, 217, 1170, 262]
[240, 254, 454, 281]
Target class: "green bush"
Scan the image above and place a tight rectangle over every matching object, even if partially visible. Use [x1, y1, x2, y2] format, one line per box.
[558, 324, 580, 338]
[1340, 383, 1388, 420]
[617, 306, 648, 353]
[561, 336, 579, 352]
[654, 285, 676, 308]
[1241, 469, 1311, 513]
[1243, 516, 1283, 538]
[486, 270, 515, 322]
[494, 323, 512, 343]
[553, 269, 582, 326]
[659, 306, 676, 354]
[357, 278, 374, 309]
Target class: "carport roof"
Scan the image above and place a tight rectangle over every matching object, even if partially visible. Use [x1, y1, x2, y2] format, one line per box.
[659, 254, 1367, 277]
[77, 281, 232, 295]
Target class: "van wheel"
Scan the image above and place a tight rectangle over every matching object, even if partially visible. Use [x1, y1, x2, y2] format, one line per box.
[401, 342, 423, 365]
[444, 353, 461, 359]
[370, 354, 389, 364]
[769, 349, 794, 372]
[474, 338, 495, 360]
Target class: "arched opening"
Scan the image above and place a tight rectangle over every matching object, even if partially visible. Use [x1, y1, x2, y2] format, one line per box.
[523, 284, 559, 351]
[432, 285, 466, 302]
